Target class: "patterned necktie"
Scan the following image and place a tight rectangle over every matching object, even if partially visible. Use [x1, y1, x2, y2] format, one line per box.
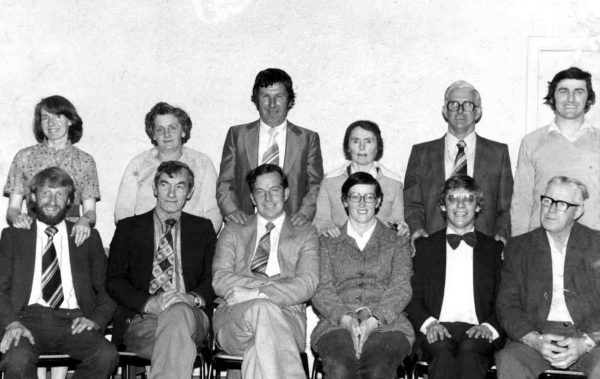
[452, 139, 467, 176]
[250, 222, 275, 277]
[261, 128, 279, 166]
[42, 226, 63, 309]
[446, 232, 477, 249]
[149, 219, 177, 294]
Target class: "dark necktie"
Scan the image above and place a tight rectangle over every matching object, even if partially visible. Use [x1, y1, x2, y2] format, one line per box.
[250, 222, 275, 277]
[446, 232, 476, 249]
[149, 219, 177, 294]
[452, 139, 467, 176]
[42, 226, 63, 309]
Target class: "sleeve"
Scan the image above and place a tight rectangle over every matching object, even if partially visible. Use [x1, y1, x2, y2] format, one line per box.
[405, 239, 433, 332]
[216, 127, 242, 217]
[493, 144, 513, 240]
[197, 156, 223, 232]
[79, 152, 101, 201]
[114, 157, 140, 223]
[390, 178, 406, 225]
[511, 139, 535, 236]
[0, 229, 19, 329]
[297, 132, 324, 220]
[87, 230, 116, 328]
[312, 178, 336, 234]
[3, 149, 30, 197]
[187, 221, 217, 304]
[482, 241, 505, 338]
[403, 145, 426, 233]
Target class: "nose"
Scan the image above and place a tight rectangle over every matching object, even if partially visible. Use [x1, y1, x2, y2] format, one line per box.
[567, 91, 575, 102]
[264, 191, 273, 201]
[455, 198, 467, 208]
[359, 141, 365, 151]
[548, 202, 559, 213]
[167, 186, 176, 198]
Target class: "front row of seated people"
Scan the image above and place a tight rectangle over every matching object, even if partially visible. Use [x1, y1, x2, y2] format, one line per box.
[0, 163, 599, 378]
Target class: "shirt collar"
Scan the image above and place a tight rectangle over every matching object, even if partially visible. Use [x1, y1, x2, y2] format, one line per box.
[349, 161, 379, 178]
[260, 119, 287, 135]
[36, 219, 67, 236]
[446, 225, 475, 235]
[347, 219, 377, 240]
[446, 130, 476, 147]
[154, 209, 181, 232]
[547, 120, 592, 140]
[257, 213, 286, 232]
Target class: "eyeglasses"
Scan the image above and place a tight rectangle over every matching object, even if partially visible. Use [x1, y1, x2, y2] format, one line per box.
[540, 195, 580, 212]
[446, 101, 477, 113]
[254, 186, 283, 198]
[347, 193, 377, 203]
[445, 194, 478, 204]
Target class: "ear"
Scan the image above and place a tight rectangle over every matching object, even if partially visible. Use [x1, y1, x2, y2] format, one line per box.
[475, 204, 481, 214]
[474, 106, 483, 123]
[440, 204, 447, 213]
[250, 192, 257, 207]
[284, 188, 290, 202]
[186, 185, 195, 200]
[152, 181, 158, 198]
[442, 105, 448, 122]
[574, 204, 585, 220]
[31, 193, 37, 204]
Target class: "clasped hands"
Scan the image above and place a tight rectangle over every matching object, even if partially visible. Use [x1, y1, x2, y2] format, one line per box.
[340, 314, 379, 359]
[524, 332, 587, 369]
[144, 289, 196, 315]
[425, 321, 493, 344]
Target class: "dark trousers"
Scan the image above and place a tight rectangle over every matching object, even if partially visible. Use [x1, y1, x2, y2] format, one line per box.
[420, 322, 495, 379]
[0, 305, 118, 379]
[318, 329, 411, 379]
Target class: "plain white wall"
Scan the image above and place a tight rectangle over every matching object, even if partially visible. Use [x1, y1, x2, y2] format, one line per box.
[1, 0, 599, 243]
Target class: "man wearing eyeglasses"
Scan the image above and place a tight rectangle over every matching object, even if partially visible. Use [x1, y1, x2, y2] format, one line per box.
[496, 176, 600, 378]
[407, 175, 504, 379]
[404, 80, 513, 252]
[511, 67, 600, 236]
[212, 164, 319, 379]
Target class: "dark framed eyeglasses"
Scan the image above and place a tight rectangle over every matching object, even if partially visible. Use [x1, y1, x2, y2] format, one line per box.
[540, 195, 580, 212]
[347, 193, 377, 204]
[446, 101, 477, 113]
[445, 194, 478, 205]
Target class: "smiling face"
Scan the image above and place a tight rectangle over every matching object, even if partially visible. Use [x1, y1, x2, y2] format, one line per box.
[257, 82, 290, 127]
[443, 87, 481, 138]
[40, 109, 72, 143]
[553, 79, 589, 122]
[250, 171, 289, 221]
[343, 184, 381, 225]
[540, 182, 583, 236]
[347, 127, 378, 167]
[154, 114, 185, 152]
[153, 171, 194, 217]
[32, 185, 71, 226]
[440, 188, 480, 233]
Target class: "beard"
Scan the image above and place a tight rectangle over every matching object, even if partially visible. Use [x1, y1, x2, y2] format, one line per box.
[36, 205, 69, 226]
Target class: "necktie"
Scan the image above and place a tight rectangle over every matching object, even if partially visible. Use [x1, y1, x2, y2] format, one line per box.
[452, 140, 467, 176]
[446, 232, 477, 249]
[42, 226, 63, 309]
[250, 222, 275, 277]
[149, 219, 177, 294]
[261, 128, 279, 166]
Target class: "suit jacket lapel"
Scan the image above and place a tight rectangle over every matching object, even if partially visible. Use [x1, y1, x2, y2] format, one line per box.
[243, 121, 260, 168]
[430, 232, 447, 306]
[531, 229, 553, 313]
[22, 223, 38, 301]
[473, 135, 487, 180]
[134, 212, 156, 287]
[283, 123, 301, 175]
[432, 136, 445, 181]
[244, 217, 259, 271]
[66, 222, 84, 304]
[472, 235, 487, 319]
[564, 224, 585, 287]
[277, 216, 294, 264]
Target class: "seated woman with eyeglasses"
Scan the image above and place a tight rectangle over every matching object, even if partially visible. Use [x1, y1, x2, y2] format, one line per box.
[311, 172, 414, 379]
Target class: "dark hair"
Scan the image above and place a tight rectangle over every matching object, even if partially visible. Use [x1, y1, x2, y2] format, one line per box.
[544, 67, 596, 112]
[343, 120, 384, 161]
[145, 102, 192, 146]
[246, 164, 289, 193]
[153, 160, 195, 191]
[250, 68, 296, 110]
[439, 175, 483, 209]
[341, 172, 383, 215]
[30, 167, 75, 204]
[34, 95, 83, 144]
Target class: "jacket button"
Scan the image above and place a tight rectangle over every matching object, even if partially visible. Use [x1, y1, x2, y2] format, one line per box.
[357, 296, 364, 302]
[358, 282, 365, 288]
[359, 271, 365, 277]
[125, 318, 131, 324]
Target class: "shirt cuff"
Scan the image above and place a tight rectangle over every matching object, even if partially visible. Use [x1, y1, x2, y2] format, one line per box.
[420, 317, 438, 334]
[481, 322, 500, 340]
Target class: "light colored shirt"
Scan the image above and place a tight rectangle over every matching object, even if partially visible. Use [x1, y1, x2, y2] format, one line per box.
[347, 220, 377, 251]
[511, 121, 600, 235]
[420, 226, 499, 339]
[114, 146, 222, 232]
[444, 131, 477, 178]
[252, 213, 286, 277]
[153, 212, 185, 293]
[29, 220, 79, 309]
[258, 120, 288, 169]
[546, 232, 574, 323]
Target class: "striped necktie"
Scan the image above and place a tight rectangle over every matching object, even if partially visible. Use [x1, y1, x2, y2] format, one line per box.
[452, 139, 467, 176]
[250, 222, 275, 277]
[42, 226, 63, 309]
[261, 128, 280, 166]
[149, 219, 177, 294]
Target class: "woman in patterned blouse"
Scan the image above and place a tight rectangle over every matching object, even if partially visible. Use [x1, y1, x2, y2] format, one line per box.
[4, 95, 100, 246]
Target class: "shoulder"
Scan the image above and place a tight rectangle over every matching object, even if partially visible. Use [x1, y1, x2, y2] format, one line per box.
[324, 163, 349, 179]
[475, 230, 503, 252]
[11, 145, 38, 161]
[181, 212, 213, 229]
[520, 126, 549, 145]
[411, 137, 444, 153]
[116, 211, 153, 230]
[288, 122, 317, 135]
[70, 145, 96, 160]
[415, 229, 446, 253]
[228, 121, 259, 134]
[476, 135, 508, 150]
[377, 163, 403, 182]
[181, 147, 214, 166]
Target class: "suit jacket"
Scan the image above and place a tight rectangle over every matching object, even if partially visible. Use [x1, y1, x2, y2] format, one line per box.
[406, 230, 504, 341]
[403, 134, 513, 240]
[497, 223, 600, 344]
[106, 210, 216, 346]
[0, 222, 115, 330]
[212, 214, 320, 347]
[216, 120, 324, 219]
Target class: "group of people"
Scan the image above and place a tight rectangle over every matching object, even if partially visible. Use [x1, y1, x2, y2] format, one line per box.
[0, 65, 598, 379]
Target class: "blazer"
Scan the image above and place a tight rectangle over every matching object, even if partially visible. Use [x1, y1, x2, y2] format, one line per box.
[311, 220, 415, 350]
[403, 134, 513, 240]
[406, 229, 504, 341]
[106, 210, 216, 346]
[216, 120, 324, 220]
[212, 214, 320, 348]
[0, 222, 115, 330]
[497, 223, 600, 344]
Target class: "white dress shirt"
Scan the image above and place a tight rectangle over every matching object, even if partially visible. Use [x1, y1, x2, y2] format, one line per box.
[252, 213, 286, 277]
[546, 232, 574, 323]
[347, 220, 377, 251]
[258, 119, 288, 168]
[444, 131, 477, 179]
[29, 220, 79, 309]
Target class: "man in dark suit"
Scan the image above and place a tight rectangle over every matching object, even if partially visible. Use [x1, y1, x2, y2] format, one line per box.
[404, 80, 513, 250]
[216, 68, 324, 227]
[213, 164, 319, 379]
[407, 175, 504, 379]
[496, 176, 600, 378]
[0, 167, 118, 379]
[107, 161, 216, 379]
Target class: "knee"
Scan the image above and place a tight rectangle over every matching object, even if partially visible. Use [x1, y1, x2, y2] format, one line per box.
[458, 337, 493, 356]
[0, 343, 37, 374]
[163, 301, 195, 319]
[424, 339, 454, 358]
[246, 298, 284, 322]
[494, 347, 517, 370]
[322, 357, 357, 379]
[92, 341, 119, 367]
[360, 362, 394, 379]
